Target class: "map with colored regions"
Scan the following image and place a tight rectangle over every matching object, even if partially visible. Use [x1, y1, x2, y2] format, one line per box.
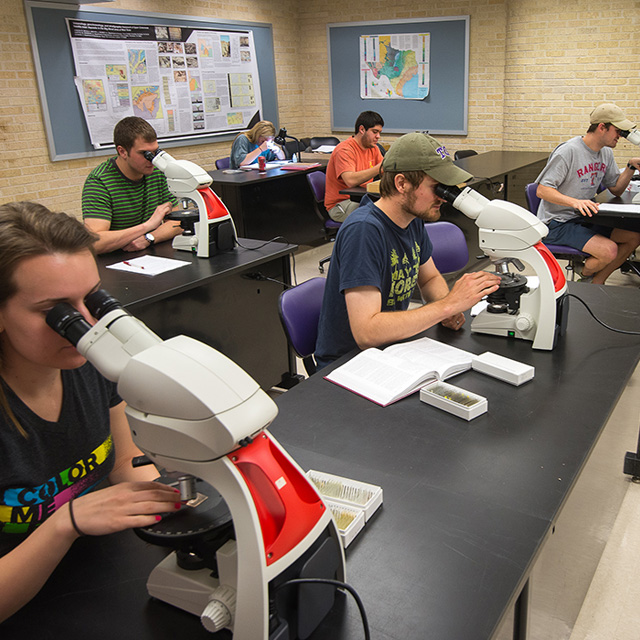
[128, 49, 147, 76]
[132, 85, 162, 119]
[360, 33, 430, 100]
[81, 79, 106, 110]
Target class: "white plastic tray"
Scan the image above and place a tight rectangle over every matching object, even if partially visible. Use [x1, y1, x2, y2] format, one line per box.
[420, 380, 488, 420]
[307, 470, 383, 521]
[323, 499, 365, 548]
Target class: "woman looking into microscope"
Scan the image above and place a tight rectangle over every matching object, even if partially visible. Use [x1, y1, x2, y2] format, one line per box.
[229, 119, 285, 169]
[0, 201, 181, 622]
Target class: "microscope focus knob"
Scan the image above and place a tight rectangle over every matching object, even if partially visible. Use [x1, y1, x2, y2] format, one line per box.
[201, 585, 237, 633]
[515, 313, 534, 332]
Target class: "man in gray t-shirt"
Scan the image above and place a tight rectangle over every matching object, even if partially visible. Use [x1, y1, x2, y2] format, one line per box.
[535, 103, 640, 284]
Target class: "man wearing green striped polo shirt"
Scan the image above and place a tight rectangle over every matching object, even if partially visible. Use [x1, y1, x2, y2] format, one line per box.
[82, 117, 182, 254]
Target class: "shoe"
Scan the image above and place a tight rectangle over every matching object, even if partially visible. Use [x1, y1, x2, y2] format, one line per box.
[574, 263, 593, 283]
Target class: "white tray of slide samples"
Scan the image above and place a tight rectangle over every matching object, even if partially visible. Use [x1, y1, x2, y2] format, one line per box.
[307, 470, 383, 548]
[420, 380, 487, 420]
[323, 499, 366, 548]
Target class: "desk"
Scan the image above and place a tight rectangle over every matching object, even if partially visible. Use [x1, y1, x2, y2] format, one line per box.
[299, 151, 331, 166]
[454, 151, 549, 207]
[339, 151, 549, 210]
[209, 166, 325, 246]
[96, 239, 296, 390]
[3, 284, 638, 639]
[270, 283, 640, 640]
[595, 189, 640, 232]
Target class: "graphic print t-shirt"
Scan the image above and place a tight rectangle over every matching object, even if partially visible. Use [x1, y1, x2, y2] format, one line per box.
[0, 363, 121, 556]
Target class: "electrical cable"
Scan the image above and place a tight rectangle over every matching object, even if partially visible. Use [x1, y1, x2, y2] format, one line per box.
[274, 577, 371, 640]
[566, 293, 640, 335]
[242, 272, 292, 288]
[235, 235, 298, 286]
[235, 235, 290, 250]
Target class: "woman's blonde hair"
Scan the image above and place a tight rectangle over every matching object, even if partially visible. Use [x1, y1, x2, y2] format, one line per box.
[244, 120, 276, 144]
[0, 201, 98, 436]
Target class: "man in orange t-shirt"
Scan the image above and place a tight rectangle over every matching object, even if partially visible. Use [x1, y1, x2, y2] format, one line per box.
[324, 111, 384, 222]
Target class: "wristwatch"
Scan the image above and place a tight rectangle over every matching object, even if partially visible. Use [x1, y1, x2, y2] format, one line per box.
[144, 232, 155, 246]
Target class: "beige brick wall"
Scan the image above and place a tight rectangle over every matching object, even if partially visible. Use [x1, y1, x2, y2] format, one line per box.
[1, 0, 638, 219]
[504, 0, 640, 169]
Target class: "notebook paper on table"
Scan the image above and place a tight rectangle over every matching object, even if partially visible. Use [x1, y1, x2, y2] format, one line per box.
[106, 255, 190, 276]
[324, 337, 474, 406]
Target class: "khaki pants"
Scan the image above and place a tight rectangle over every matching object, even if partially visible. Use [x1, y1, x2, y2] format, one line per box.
[328, 199, 361, 222]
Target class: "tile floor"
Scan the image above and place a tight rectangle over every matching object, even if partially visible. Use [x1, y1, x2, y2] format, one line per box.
[290, 241, 640, 640]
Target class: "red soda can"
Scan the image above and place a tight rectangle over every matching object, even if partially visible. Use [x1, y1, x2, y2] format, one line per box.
[258, 155, 266, 172]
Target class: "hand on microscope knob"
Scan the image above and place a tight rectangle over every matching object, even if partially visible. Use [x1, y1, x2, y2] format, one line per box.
[148, 201, 175, 228]
[64, 481, 182, 538]
[445, 270, 502, 314]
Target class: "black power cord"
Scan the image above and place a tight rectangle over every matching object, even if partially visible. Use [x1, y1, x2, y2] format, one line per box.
[242, 272, 292, 288]
[273, 577, 371, 640]
[566, 293, 640, 335]
[235, 235, 298, 286]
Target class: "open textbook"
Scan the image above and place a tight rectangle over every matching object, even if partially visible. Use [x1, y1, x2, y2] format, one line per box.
[324, 337, 473, 406]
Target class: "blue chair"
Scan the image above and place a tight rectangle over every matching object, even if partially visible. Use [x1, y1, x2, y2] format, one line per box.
[306, 171, 341, 273]
[525, 183, 588, 280]
[215, 156, 230, 170]
[424, 221, 469, 274]
[278, 277, 326, 376]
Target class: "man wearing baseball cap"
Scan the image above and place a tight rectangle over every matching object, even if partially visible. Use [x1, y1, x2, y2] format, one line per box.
[314, 132, 501, 369]
[535, 103, 640, 284]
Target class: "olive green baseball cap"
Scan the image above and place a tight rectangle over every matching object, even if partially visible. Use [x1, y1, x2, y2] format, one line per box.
[589, 103, 635, 130]
[382, 132, 473, 185]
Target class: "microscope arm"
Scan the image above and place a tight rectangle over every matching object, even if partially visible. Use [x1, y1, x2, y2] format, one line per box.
[149, 150, 213, 197]
[446, 185, 549, 255]
[50, 301, 276, 460]
[144, 148, 235, 258]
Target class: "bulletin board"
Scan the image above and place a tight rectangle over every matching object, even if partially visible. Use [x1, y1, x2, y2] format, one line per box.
[24, 1, 279, 161]
[327, 16, 469, 135]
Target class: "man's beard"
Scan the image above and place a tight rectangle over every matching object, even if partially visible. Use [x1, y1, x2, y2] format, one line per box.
[401, 189, 441, 222]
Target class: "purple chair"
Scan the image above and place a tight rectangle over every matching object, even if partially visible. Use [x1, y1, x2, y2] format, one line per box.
[525, 183, 588, 280]
[424, 221, 469, 274]
[215, 156, 230, 170]
[306, 171, 341, 272]
[278, 277, 326, 376]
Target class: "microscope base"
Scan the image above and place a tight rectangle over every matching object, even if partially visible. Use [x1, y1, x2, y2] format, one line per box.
[147, 523, 344, 639]
[172, 219, 236, 258]
[471, 311, 535, 343]
[148, 545, 233, 617]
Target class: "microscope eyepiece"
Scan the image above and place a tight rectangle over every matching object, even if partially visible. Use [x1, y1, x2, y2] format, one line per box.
[620, 129, 640, 146]
[435, 183, 463, 203]
[85, 289, 123, 320]
[46, 303, 92, 346]
[143, 148, 162, 162]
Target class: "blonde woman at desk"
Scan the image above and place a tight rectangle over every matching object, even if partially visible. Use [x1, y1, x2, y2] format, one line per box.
[229, 120, 285, 169]
[0, 201, 181, 623]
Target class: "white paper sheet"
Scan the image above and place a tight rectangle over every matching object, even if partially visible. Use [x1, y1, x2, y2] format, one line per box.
[106, 255, 190, 276]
